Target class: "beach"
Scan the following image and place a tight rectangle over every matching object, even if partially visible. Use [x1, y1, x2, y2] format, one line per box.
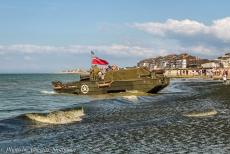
[0, 74, 230, 153]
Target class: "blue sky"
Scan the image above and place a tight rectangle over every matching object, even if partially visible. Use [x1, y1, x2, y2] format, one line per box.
[0, 0, 230, 73]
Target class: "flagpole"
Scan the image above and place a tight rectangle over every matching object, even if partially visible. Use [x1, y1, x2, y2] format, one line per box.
[91, 50, 94, 68]
[90, 51, 94, 81]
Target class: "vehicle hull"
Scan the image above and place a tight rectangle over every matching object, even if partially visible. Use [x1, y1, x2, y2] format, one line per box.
[52, 77, 169, 95]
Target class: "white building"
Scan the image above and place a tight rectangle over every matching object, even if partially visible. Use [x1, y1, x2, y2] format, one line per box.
[218, 53, 230, 68]
[220, 59, 230, 68]
[201, 62, 220, 69]
[182, 59, 187, 69]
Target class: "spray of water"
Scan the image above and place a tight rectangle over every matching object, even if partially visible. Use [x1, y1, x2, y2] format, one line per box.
[40, 90, 56, 95]
[24, 107, 84, 124]
[183, 109, 217, 117]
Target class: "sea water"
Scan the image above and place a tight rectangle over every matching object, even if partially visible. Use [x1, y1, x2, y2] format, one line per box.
[0, 74, 230, 153]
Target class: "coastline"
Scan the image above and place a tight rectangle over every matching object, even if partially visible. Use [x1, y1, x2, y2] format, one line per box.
[164, 68, 230, 81]
[166, 75, 230, 80]
[60, 72, 89, 75]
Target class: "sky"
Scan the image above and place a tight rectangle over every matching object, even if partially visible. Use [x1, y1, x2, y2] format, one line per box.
[0, 0, 230, 73]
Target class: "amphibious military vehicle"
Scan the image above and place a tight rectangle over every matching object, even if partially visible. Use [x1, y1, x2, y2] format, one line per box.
[52, 67, 169, 95]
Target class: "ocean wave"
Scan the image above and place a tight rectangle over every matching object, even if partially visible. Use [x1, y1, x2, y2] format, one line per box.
[23, 107, 85, 124]
[40, 90, 57, 95]
[183, 109, 217, 117]
[88, 91, 149, 101]
[122, 95, 139, 103]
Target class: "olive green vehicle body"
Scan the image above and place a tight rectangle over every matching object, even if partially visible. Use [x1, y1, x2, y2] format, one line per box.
[52, 67, 169, 95]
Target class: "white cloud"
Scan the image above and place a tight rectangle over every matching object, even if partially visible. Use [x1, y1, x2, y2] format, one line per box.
[133, 17, 230, 42]
[134, 19, 207, 36]
[189, 45, 212, 54]
[24, 56, 32, 61]
[179, 45, 219, 58]
[0, 44, 156, 57]
[210, 17, 230, 42]
[0, 43, 224, 60]
[1, 18, 230, 61]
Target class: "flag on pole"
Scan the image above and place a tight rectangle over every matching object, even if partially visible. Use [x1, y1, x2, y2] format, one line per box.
[90, 50, 109, 65]
[91, 57, 109, 65]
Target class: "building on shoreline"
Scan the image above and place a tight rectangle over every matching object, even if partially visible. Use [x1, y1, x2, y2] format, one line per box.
[218, 53, 230, 68]
[138, 53, 230, 80]
[137, 53, 209, 70]
[201, 61, 220, 69]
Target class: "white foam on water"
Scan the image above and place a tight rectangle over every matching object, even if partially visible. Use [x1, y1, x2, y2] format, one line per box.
[40, 90, 57, 95]
[122, 95, 139, 103]
[183, 109, 218, 117]
[89, 91, 148, 102]
[25, 107, 85, 124]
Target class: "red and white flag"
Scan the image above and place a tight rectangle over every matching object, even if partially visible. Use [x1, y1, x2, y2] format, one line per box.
[91, 57, 109, 65]
[91, 51, 109, 65]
